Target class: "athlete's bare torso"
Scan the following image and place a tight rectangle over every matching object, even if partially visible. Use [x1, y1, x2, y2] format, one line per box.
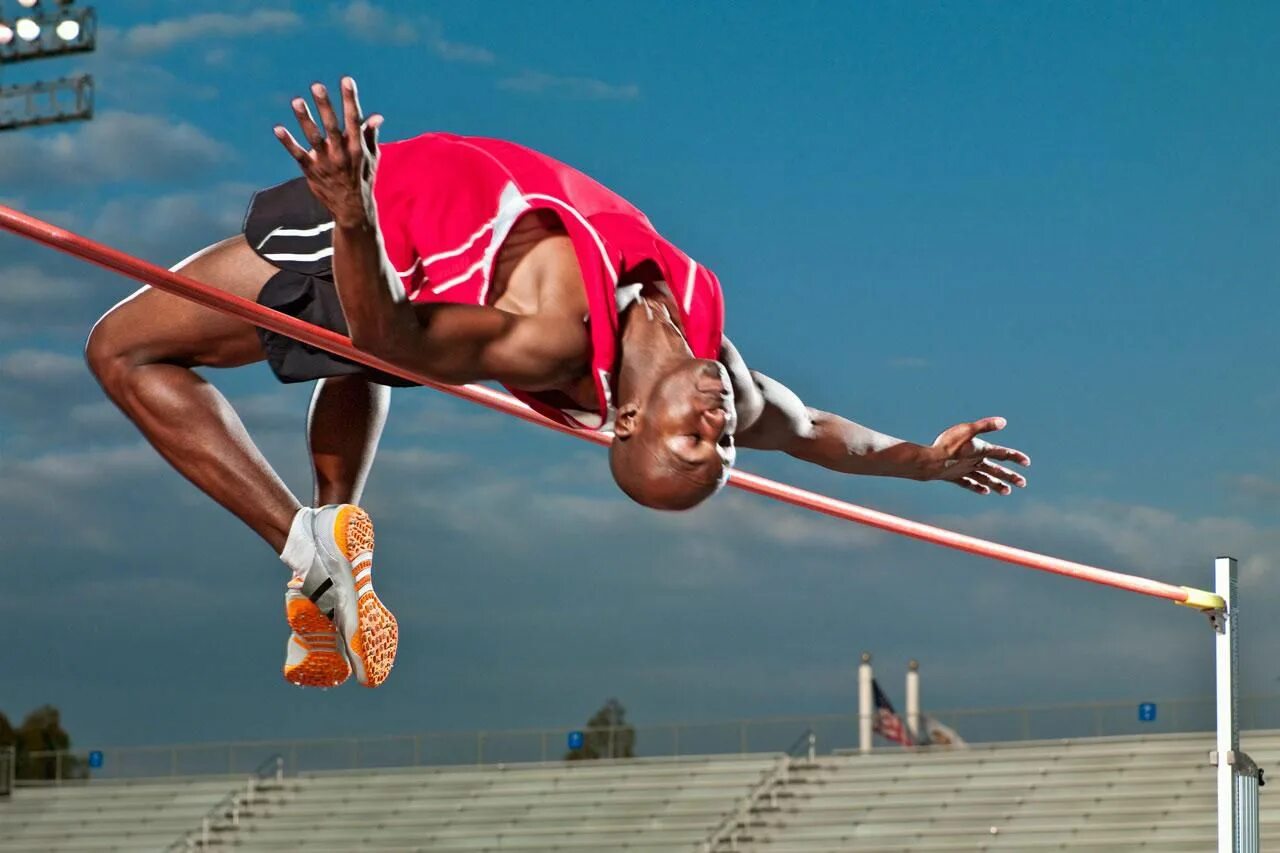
[474, 209, 756, 425]
[470, 210, 599, 408]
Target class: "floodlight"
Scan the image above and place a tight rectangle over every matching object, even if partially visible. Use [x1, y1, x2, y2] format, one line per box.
[14, 17, 40, 41]
[0, 1, 96, 134]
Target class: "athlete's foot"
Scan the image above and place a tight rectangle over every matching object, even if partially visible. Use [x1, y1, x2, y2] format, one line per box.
[282, 590, 350, 688]
[285, 505, 398, 687]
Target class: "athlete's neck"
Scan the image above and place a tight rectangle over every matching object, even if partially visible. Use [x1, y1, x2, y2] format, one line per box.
[616, 289, 695, 402]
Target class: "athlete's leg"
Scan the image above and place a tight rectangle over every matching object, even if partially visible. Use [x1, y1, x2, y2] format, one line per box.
[308, 376, 390, 507]
[84, 235, 300, 552]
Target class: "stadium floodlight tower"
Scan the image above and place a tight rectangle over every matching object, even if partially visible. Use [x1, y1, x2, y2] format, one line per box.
[0, 0, 96, 132]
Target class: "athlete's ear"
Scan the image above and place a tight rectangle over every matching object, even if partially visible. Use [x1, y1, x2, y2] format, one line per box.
[613, 402, 640, 439]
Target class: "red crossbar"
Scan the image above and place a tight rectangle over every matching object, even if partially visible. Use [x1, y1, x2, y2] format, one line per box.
[0, 203, 1219, 610]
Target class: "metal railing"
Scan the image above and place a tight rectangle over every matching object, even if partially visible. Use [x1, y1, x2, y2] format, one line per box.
[165, 754, 284, 852]
[702, 754, 790, 853]
[18, 693, 1280, 786]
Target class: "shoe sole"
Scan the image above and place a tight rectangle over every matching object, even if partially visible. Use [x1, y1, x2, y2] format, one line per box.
[333, 505, 398, 688]
[283, 595, 351, 688]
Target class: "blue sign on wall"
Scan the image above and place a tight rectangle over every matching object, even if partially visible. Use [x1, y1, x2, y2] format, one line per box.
[87, 751, 103, 769]
[1138, 702, 1157, 722]
[567, 731, 584, 750]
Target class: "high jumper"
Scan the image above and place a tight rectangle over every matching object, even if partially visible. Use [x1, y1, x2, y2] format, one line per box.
[80, 77, 1030, 690]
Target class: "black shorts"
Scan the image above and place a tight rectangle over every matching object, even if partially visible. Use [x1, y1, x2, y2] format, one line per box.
[244, 177, 417, 387]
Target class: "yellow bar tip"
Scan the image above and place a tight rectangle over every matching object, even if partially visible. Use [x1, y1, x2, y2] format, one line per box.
[1175, 586, 1225, 611]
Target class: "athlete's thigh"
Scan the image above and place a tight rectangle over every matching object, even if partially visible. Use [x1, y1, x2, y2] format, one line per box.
[90, 235, 279, 369]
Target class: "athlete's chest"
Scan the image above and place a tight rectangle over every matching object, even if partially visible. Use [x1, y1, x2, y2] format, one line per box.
[488, 211, 586, 315]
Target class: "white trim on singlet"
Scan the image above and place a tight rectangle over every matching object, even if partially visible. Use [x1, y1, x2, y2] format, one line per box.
[557, 367, 615, 431]
[683, 259, 698, 313]
[432, 183, 530, 297]
[387, 185, 513, 287]
[255, 220, 335, 251]
[431, 257, 486, 295]
[422, 216, 500, 269]
[521, 193, 618, 285]
[394, 258, 422, 279]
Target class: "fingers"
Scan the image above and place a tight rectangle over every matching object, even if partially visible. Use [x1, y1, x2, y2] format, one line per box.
[341, 77, 363, 137]
[311, 83, 344, 142]
[979, 459, 1026, 490]
[952, 463, 1024, 497]
[281, 79, 377, 172]
[978, 441, 1031, 468]
[291, 97, 324, 149]
[970, 470, 1012, 495]
[362, 113, 383, 157]
[939, 417, 1031, 468]
[970, 416, 1008, 435]
[273, 126, 311, 164]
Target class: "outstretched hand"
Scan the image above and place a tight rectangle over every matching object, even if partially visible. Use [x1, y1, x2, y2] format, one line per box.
[924, 417, 1030, 495]
[273, 76, 383, 229]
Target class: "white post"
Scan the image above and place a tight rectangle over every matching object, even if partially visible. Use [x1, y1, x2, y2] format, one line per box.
[858, 652, 873, 754]
[1214, 556, 1239, 853]
[906, 660, 921, 745]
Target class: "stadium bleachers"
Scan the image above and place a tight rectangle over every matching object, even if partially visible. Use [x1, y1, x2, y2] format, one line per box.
[1, 732, 1277, 851]
[712, 730, 1280, 852]
[230, 753, 780, 852]
[0, 775, 254, 852]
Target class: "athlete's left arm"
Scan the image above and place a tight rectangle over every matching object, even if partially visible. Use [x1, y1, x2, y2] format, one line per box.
[721, 338, 1030, 495]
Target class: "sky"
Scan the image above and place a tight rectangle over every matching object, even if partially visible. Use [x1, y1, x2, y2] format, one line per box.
[1, 1, 1278, 752]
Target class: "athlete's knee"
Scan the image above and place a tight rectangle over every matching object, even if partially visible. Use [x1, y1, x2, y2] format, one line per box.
[84, 307, 148, 393]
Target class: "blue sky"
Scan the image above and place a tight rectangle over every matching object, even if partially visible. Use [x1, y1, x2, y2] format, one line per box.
[1, 0, 1278, 750]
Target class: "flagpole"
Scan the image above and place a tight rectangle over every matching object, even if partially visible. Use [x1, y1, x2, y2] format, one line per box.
[906, 660, 921, 746]
[858, 652, 873, 754]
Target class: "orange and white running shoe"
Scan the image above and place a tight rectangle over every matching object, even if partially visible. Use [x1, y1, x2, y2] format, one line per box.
[283, 505, 398, 688]
[283, 591, 350, 688]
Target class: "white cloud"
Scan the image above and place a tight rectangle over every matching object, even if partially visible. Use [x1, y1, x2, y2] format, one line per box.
[1226, 473, 1280, 510]
[86, 56, 221, 104]
[69, 401, 124, 429]
[88, 181, 256, 262]
[498, 71, 640, 101]
[935, 499, 1279, 587]
[0, 112, 229, 188]
[0, 442, 162, 489]
[0, 265, 88, 306]
[330, 2, 494, 62]
[105, 10, 302, 55]
[375, 448, 467, 473]
[0, 349, 84, 383]
[390, 397, 505, 435]
[333, 0, 418, 45]
[424, 23, 496, 65]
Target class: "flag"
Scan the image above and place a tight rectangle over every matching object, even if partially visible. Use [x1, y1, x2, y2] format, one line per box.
[919, 714, 967, 748]
[872, 679, 913, 746]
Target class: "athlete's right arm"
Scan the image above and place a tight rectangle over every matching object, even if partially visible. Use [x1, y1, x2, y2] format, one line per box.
[354, 281, 587, 388]
[273, 78, 583, 388]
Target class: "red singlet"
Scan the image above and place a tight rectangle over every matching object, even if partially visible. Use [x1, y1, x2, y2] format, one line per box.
[372, 132, 725, 431]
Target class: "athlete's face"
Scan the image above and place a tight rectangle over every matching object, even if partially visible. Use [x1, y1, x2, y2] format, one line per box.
[609, 358, 737, 510]
[645, 358, 737, 478]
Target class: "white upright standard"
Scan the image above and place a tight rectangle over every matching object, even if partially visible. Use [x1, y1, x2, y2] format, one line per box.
[1212, 556, 1259, 853]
